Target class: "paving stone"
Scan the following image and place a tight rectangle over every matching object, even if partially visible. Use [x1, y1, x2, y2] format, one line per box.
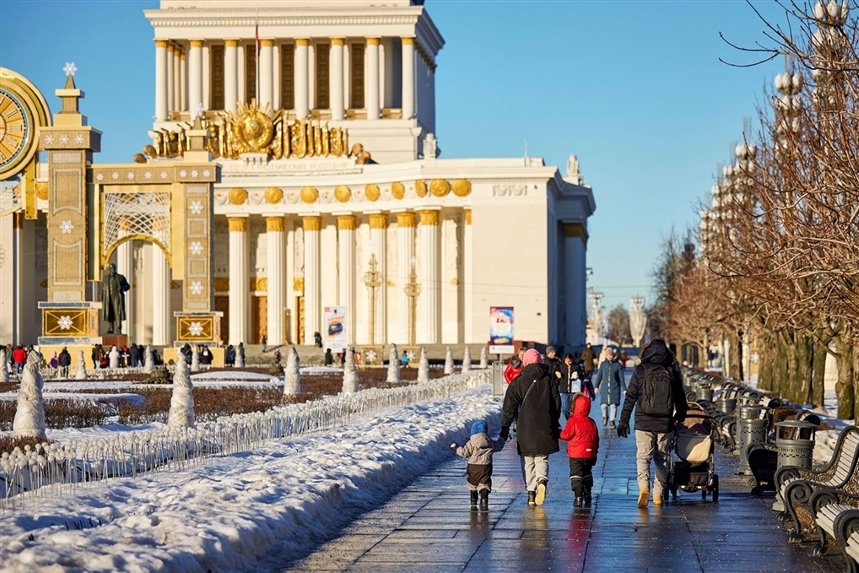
[278, 386, 846, 572]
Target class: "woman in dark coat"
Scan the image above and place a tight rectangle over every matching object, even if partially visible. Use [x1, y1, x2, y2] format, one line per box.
[593, 347, 626, 428]
[500, 348, 561, 507]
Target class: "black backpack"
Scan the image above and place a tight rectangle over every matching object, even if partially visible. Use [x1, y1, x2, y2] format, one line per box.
[636, 364, 674, 417]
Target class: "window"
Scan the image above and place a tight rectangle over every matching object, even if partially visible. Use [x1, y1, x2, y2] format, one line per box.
[245, 44, 257, 103]
[350, 42, 365, 109]
[315, 43, 330, 109]
[280, 44, 295, 109]
[210, 44, 225, 110]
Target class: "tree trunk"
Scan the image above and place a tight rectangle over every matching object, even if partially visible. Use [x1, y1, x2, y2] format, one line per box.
[834, 334, 854, 420]
[811, 336, 827, 408]
[758, 330, 775, 391]
[774, 331, 790, 398]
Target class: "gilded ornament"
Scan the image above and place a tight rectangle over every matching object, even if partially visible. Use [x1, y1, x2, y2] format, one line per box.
[266, 217, 285, 232]
[334, 185, 351, 203]
[228, 187, 248, 205]
[228, 217, 248, 232]
[419, 210, 440, 226]
[414, 180, 427, 198]
[365, 184, 380, 202]
[35, 182, 48, 201]
[300, 186, 318, 204]
[264, 186, 283, 204]
[430, 179, 451, 197]
[337, 215, 357, 230]
[228, 101, 275, 154]
[464, 209, 472, 225]
[250, 277, 268, 291]
[303, 215, 321, 231]
[369, 213, 388, 229]
[396, 212, 416, 228]
[452, 179, 472, 197]
[293, 277, 305, 292]
[392, 182, 406, 200]
[215, 277, 230, 291]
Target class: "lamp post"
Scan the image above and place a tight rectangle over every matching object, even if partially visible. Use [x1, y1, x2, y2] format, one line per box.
[363, 254, 382, 345]
[404, 263, 421, 345]
[630, 296, 647, 349]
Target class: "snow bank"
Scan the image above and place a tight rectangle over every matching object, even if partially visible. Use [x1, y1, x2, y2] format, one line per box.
[0, 388, 501, 573]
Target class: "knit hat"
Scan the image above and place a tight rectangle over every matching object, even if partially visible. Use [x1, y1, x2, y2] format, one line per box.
[546, 346, 556, 355]
[471, 420, 488, 435]
[523, 348, 542, 366]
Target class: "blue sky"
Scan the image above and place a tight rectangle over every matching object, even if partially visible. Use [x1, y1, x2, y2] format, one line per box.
[0, 0, 786, 312]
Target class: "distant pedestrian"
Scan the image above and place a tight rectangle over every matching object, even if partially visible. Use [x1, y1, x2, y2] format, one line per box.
[262, 335, 268, 353]
[313, 331, 323, 348]
[560, 393, 599, 508]
[558, 353, 584, 421]
[617, 339, 687, 508]
[503, 347, 526, 384]
[501, 348, 561, 507]
[201, 346, 213, 365]
[49, 352, 60, 369]
[593, 347, 625, 429]
[238, 342, 245, 365]
[324, 348, 333, 366]
[58, 347, 71, 378]
[225, 345, 236, 367]
[452, 420, 506, 509]
[12, 346, 27, 374]
[273, 348, 282, 366]
[581, 343, 595, 380]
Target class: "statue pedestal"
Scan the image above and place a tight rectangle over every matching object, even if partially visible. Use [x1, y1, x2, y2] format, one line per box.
[165, 311, 225, 367]
[101, 334, 129, 348]
[37, 301, 104, 374]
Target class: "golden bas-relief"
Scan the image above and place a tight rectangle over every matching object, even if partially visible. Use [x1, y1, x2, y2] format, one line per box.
[146, 101, 350, 161]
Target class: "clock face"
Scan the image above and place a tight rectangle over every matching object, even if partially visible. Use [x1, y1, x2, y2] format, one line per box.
[0, 87, 31, 172]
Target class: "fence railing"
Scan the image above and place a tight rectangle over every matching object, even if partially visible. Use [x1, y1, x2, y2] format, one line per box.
[0, 369, 491, 509]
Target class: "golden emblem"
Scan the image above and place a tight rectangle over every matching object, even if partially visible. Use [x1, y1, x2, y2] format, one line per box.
[229, 101, 274, 154]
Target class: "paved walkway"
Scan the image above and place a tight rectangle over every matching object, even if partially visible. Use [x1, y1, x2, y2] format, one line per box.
[282, 398, 842, 572]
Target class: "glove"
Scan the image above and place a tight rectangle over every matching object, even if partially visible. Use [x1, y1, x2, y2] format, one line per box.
[499, 426, 510, 441]
[450, 443, 458, 450]
[616, 422, 629, 438]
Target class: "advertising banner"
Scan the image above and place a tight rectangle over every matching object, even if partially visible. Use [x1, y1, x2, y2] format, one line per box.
[323, 306, 348, 352]
[489, 306, 514, 354]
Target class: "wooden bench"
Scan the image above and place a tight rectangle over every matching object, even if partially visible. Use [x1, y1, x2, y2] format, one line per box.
[777, 426, 859, 541]
[809, 489, 859, 561]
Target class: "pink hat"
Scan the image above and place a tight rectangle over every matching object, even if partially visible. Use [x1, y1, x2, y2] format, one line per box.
[522, 348, 542, 366]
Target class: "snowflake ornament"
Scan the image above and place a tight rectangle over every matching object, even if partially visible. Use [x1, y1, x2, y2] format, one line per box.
[189, 200, 203, 215]
[57, 315, 74, 330]
[189, 241, 203, 255]
[74, 134, 84, 144]
[188, 322, 204, 336]
[63, 62, 78, 77]
[406, 350, 416, 360]
[189, 281, 203, 295]
[59, 134, 69, 144]
[59, 220, 74, 234]
[365, 350, 377, 363]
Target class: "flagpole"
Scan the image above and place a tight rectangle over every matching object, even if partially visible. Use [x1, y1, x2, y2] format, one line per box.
[255, 7, 260, 105]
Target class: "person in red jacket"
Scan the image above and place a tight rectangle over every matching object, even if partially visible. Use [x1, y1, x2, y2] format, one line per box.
[560, 393, 599, 508]
[11, 346, 27, 374]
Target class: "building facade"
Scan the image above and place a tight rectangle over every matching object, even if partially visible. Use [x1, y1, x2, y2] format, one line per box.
[0, 0, 595, 352]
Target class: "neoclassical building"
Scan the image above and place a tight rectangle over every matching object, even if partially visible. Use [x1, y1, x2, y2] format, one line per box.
[0, 0, 595, 354]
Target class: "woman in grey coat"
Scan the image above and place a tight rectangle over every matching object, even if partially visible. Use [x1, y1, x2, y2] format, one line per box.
[593, 347, 626, 428]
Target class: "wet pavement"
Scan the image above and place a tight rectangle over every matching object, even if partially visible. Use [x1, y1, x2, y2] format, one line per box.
[283, 397, 842, 572]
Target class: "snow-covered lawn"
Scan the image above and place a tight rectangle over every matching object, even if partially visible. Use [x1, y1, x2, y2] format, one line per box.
[0, 387, 501, 573]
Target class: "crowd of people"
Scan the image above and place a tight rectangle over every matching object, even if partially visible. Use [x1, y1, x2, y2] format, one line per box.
[457, 338, 687, 511]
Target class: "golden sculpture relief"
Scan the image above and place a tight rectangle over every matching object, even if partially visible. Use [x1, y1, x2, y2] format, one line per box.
[228, 187, 248, 205]
[396, 212, 416, 228]
[414, 180, 427, 198]
[302, 215, 321, 231]
[430, 179, 451, 197]
[365, 184, 380, 202]
[369, 213, 388, 229]
[293, 277, 304, 292]
[300, 186, 318, 204]
[264, 186, 283, 204]
[250, 277, 268, 291]
[334, 185, 351, 203]
[35, 182, 48, 201]
[337, 215, 357, 230]
[452, 179, 472, 197]
[392, 182, 406, 200]
[228, 217, 248, 232]
[266, 217, 285, 232]
[419, 210, 440, 226]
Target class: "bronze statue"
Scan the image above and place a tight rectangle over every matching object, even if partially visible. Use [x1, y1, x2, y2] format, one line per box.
[101, 263, 131, 334]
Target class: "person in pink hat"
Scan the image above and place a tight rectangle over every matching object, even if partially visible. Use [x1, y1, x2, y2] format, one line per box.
[500, 348, 562, 507]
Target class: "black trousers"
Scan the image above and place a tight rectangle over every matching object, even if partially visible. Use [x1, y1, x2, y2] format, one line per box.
[569, 458, 595, 498]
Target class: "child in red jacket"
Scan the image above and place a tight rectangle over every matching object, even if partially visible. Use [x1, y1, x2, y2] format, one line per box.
[560, 393, 599, 508]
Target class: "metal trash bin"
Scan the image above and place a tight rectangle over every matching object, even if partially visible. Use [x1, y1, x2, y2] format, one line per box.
[736, 405, 768, 474]
[696, 385, 714, 403]
[776, 420, 817, 471]
[718, 398, 737, 415]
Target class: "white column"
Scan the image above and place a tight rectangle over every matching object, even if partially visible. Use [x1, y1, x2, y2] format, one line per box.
[155, 40, 168, 121]
[116, 240, 135, 338]
[179, 51, 187, 111]
[463, 209, 473, 343]
[302, 215, 321, 345]
[366, 37, 380, 119]
[202, 43, 211, 109]
[330, 38, 345, 120]
[238, 44, 246, 104]
[272, 43, 281, 109]
[395, 212, 416, 344]
[417, 209, 440, 344]
[266, 217, 286, 345]
[224, 40, 238, 112]
[337, 215, 356, 344]
[343, 41, 351, 109]
[228, 217, 249, 345]
[166, 44, 175, 115]
[189, 40, 203, 114]
[151, 244, 171, 345]
[295, 38, 309, 118]
[401, 38, 415, 119]
[260, 39, 273, 107]
[368, 213, 388, 345]
[173, 46, 181, 112]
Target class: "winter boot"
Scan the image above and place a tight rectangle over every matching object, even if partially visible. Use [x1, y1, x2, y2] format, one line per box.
[609, 420, 616, 430]
[479, 490, 489, 509]
[527, 491, 537, 507]
[535, 479, 548, 506]
[653, 494, 663, 506]
[573, 496, 583, 508]
[637, 486, 650, 508]
[470, 491, 478, 509]
[584, 495, 592, 508]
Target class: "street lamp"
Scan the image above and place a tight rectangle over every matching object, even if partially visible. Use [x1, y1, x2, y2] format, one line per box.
[629, 296, 647, 349]
[363, 254, 382, 345]
[404, 262, 421, 345]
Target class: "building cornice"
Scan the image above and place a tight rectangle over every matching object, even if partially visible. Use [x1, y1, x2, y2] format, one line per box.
[145, 9, 425, 33]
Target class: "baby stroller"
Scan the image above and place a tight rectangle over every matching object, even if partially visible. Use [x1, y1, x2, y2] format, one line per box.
[667, 402, 719, 502]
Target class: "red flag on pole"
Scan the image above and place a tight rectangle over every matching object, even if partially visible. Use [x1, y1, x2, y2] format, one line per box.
[255, 22, 260, 62]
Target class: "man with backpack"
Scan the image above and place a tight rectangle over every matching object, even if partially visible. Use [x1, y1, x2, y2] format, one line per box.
[616, 338, 687, 508]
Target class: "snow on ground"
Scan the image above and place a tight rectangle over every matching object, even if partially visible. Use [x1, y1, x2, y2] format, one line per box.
[0, 387, 501, 573]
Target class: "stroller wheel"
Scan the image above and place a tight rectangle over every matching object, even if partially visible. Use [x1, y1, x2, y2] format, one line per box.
[712, 475, 719, 502]
[701, 488, 707, 500]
